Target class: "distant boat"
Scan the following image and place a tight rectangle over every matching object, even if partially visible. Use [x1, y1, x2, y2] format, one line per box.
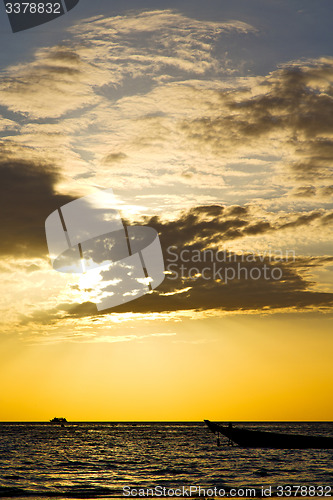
[50, 417, 67, 424]
[204, 420, 333, 449]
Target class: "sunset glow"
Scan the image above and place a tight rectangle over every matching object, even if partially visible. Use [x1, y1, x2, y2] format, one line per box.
[0, 1, 332, 422]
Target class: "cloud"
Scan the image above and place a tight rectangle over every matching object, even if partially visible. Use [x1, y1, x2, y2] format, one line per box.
[4, 12, 332, 210]
[278, 211, 323, 230]
[48, 254, 333, 319]
[0, 9, 262, 210]
[0, 158, 75, 256]
[321, 212, 333, 225]
[0, 10, 332, 337]
[320, 185, 333, 197]
[0, 11, 255, 120]
[0, 114, 18, 132]
[16, 204, 333, 328]
[141, 205, 331, 249]
[103, 152, 128, 164]
[293, 186, 316, 198]
[71, 10, 255, 77]
[178, 58, 333, 186]
[117, 207, 332, 314]
[60, 56, 333, 204]
[0, 45, 104, 119]
[1, 13, 331, 207]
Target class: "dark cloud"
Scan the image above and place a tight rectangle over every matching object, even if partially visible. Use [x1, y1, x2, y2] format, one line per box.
[19, 300, 93, 327]
[142, 206, 248, 249]
[180, 59, 333, 184]
[226, 205, 249, 217]
[47, 47, 81, 63]
[191, 205, 224, 218]
[36, 65, 81, 76]
[57, 253, 333, 319]
[0, 159, 75, 257]
[291, 139, 333, 181]
[20, 204, 333, 325]
[279, 211, 322, 230]
[293, 186, 316, 198]
[114, 208, 332, 314]
[321, 185, 333, 197]
[321, 212, 333, 225]
[103, 152, 128, 164]
[0, 42, 96, 119]
[144, 206, 328, 249]
[243, 221, 271, 235]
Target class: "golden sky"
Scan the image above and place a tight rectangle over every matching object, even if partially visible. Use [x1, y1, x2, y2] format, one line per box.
[0, 6, 332, 421]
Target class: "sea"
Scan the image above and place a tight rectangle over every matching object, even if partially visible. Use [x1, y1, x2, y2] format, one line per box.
[0, 422, 332, 499]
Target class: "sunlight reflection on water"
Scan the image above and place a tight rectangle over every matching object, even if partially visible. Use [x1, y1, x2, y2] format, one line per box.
[0, 422, 332, 498]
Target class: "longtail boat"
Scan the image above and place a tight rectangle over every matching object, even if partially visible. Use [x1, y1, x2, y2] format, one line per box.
[204, 420, 333, 449]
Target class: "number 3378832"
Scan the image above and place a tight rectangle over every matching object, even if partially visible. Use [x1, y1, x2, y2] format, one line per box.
[5, 3, 61, 14]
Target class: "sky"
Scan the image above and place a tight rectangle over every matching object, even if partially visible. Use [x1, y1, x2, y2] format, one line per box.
[0, 0, 332, 422]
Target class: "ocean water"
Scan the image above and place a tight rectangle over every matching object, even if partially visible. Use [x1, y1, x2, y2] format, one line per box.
[0, 422, 332, 499]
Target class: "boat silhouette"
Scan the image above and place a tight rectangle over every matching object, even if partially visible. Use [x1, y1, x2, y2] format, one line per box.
[50, 417, 67, 424]
[204, 420, 333, 449]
